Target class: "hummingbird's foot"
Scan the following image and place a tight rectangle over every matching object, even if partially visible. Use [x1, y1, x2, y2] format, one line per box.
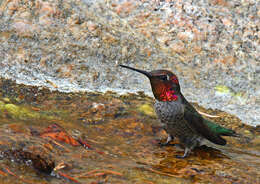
[159, 135, 174, 147]
[175, 155, 186, 159]
[176, 147, 190, 159]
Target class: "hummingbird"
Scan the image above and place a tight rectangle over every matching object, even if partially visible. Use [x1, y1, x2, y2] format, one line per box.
[119, 64, 238, 158]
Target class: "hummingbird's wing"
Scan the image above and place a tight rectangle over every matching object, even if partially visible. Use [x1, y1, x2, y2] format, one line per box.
[181, 94, 200, 115]
[182, 94, 237, 135]
[181, 96, 227, 145]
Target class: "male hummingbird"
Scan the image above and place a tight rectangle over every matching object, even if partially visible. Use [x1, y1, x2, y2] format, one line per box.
[120, 64, 238, 158]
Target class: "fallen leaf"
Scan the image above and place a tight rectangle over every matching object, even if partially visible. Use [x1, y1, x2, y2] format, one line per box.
[40, 123, 80, 146]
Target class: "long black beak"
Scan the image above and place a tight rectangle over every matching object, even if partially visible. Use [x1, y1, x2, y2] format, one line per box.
[119, 65, 152, 78]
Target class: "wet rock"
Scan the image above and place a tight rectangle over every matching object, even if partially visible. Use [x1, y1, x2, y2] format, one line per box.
[4, 103, 40, 120]
[137, 104, 155, 117]
[0, 0, 258, 126]
[2, 98, 10, 103]
[0, 101, 4, 109]
[2, 149, 55, 174]
[250, 136, 260, 145]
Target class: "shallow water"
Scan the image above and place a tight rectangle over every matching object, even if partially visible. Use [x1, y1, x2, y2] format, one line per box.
[0, 79, 259, 184]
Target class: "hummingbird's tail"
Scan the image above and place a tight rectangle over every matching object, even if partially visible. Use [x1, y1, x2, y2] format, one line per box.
[204, 118, 240, 137]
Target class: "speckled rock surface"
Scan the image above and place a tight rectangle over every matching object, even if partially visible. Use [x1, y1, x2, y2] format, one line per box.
[0, 0, 259, 126]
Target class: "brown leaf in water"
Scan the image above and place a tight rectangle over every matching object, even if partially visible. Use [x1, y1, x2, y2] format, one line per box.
[0, 169, 7, 176]
[40, 123, 80, 146]
[58, 171, 81, 184]
[4, 167, 35, 184]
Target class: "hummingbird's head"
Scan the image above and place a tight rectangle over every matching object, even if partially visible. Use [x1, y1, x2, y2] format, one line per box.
[119, 65, 180, 102]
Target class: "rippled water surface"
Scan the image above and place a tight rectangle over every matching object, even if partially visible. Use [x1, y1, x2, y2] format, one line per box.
[0, 0, 259, 126]
[0, 79, 259, 184]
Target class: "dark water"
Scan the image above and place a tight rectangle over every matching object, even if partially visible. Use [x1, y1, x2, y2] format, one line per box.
[0, 79, 259, 184]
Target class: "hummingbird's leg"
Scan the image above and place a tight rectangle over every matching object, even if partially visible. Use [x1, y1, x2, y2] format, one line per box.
[166, 134, 173, 143]
[176, 147, 191, 159]
[159, 134, 174, 147]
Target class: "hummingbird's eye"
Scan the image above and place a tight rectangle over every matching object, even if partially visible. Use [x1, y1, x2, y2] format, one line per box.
[159, 75, 168, 81]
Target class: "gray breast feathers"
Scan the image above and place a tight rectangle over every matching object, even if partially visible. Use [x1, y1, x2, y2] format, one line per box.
[154, 101, 184, 123]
